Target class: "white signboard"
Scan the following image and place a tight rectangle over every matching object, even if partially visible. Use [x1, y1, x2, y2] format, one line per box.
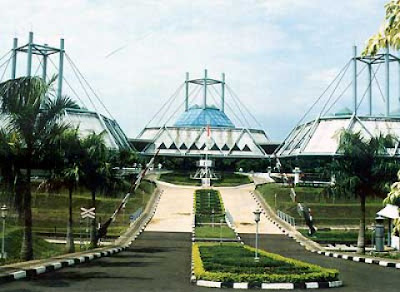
[198, 160, 213, 167]
[81, 207, 96, 219]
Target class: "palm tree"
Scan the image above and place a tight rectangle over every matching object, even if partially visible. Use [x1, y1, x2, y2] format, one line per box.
[0, 76, 78, 260]
[80, 132, 111, 248]
[333, 130, 396, 254]
[58, 129, 83, 253]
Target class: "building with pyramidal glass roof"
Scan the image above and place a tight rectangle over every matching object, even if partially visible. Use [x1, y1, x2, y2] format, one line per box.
[132, 70, 276, 158]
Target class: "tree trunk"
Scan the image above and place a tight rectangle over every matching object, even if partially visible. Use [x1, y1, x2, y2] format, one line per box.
[20, 165, 33, 260]
[357, 194, 366, 254]
[66, 185, 75, 253]
[14, 171, 24, 222]
[90, 189, 97, 248]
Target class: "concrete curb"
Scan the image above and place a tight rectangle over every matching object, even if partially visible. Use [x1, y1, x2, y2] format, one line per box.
[0, 189, 163, 286]
[191, 195, 196, 282]
[312, 250, 400, 269]
[0, 247, 125, 284]
[196, 279, 343, 289]
[251, 189, 400, 270]
[224, 209, 244, 244]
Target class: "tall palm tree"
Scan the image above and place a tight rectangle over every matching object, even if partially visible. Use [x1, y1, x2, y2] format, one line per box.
[0, 76, 78, 260]
[58, 128, 83, 253]
[80, 132, 111, 248]
[333, 130, 396, 254]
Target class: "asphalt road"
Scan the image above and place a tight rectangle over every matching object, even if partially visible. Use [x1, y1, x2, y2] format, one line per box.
[2, 232, 211, 292]
[241, 233, 400, 292]
[2, 231, 400, 291]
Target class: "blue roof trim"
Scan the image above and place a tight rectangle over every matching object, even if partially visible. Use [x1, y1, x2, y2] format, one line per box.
[173, 107, 235, 128]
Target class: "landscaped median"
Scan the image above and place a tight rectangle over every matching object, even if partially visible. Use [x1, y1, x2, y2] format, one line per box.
[194, 189, 237, 240]
[192, 242, 342, 289]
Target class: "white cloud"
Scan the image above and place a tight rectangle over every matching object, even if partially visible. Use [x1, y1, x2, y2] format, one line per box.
[0, 0, 388, 140]
[306, 68, 340, 83]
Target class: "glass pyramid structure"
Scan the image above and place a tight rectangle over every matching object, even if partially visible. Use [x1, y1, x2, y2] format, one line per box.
[174, 105, 234, 128]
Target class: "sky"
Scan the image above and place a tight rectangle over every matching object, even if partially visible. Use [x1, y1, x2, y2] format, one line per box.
[0, 0, 390, 141]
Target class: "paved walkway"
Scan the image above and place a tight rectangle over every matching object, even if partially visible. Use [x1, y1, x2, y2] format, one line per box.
[251, 173, 275, 185]
[145, 183, 195, 233]
[218, 185, 282, 234]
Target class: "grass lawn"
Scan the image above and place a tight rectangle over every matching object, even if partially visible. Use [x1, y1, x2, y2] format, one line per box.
[195, 189, 225, 224]
[212, 172, 252, 187]
[159, 172, 251, 186]
[257, 183, 383, 226]
[193, 242, 339, 283]
[195, 225, 237, 239]
[159, 172, 201, 186]
[375, 251, 400, 260]
[25, 180, 154, 237]
[0, 227, 65, 265]
[0, 180, 155, 264]
[299, 229, 373, 244]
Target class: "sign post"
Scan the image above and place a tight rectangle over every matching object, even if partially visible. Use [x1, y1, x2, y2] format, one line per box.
[80, 207, 96, 249]
[79, 217, 82, 251]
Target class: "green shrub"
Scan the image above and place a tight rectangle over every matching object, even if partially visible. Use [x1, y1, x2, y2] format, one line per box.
[193, 243, 339, 283]
[195, 189, 225, 224]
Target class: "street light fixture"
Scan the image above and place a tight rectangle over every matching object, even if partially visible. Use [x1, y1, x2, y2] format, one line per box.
[219, 218, 223, 245]
[253, 209, 261, 262]
[1, 204, 8, 259]
[212, 208, 215, 228]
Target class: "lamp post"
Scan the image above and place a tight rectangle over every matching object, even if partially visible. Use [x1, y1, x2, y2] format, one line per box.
[220, 218, 223, 245]
[253, 209, 261, 262]
[212, 208, 215, 229]
[1, 205, 8, 259]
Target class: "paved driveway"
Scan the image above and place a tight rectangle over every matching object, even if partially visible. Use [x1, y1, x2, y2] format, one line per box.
[218, 185, 282, 234]
[241, 233, 400, 292]
[146, 183, 195, 233]
[1, 232, 213, 292]
[3, 183, 400, 291]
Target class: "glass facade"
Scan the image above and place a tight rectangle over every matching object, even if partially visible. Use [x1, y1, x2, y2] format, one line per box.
[174, 107, 235, 128]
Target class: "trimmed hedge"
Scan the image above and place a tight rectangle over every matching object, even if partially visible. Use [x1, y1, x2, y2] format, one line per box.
[193, 243, 339, 283]
[195, 189, 225, 224]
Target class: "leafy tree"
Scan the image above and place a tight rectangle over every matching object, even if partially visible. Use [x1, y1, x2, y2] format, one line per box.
[332, 130, 397, 254]
[111, 148, 138, 168]
[383, 171, 400, 236]
[364, 0, 400, 55]
[0, 76, 78, 260]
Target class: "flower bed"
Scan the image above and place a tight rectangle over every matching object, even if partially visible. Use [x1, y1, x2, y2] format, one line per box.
[193, 243, 339, 283]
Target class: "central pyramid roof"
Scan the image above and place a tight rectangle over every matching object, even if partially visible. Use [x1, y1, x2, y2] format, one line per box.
[173, 105, 235, 128]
